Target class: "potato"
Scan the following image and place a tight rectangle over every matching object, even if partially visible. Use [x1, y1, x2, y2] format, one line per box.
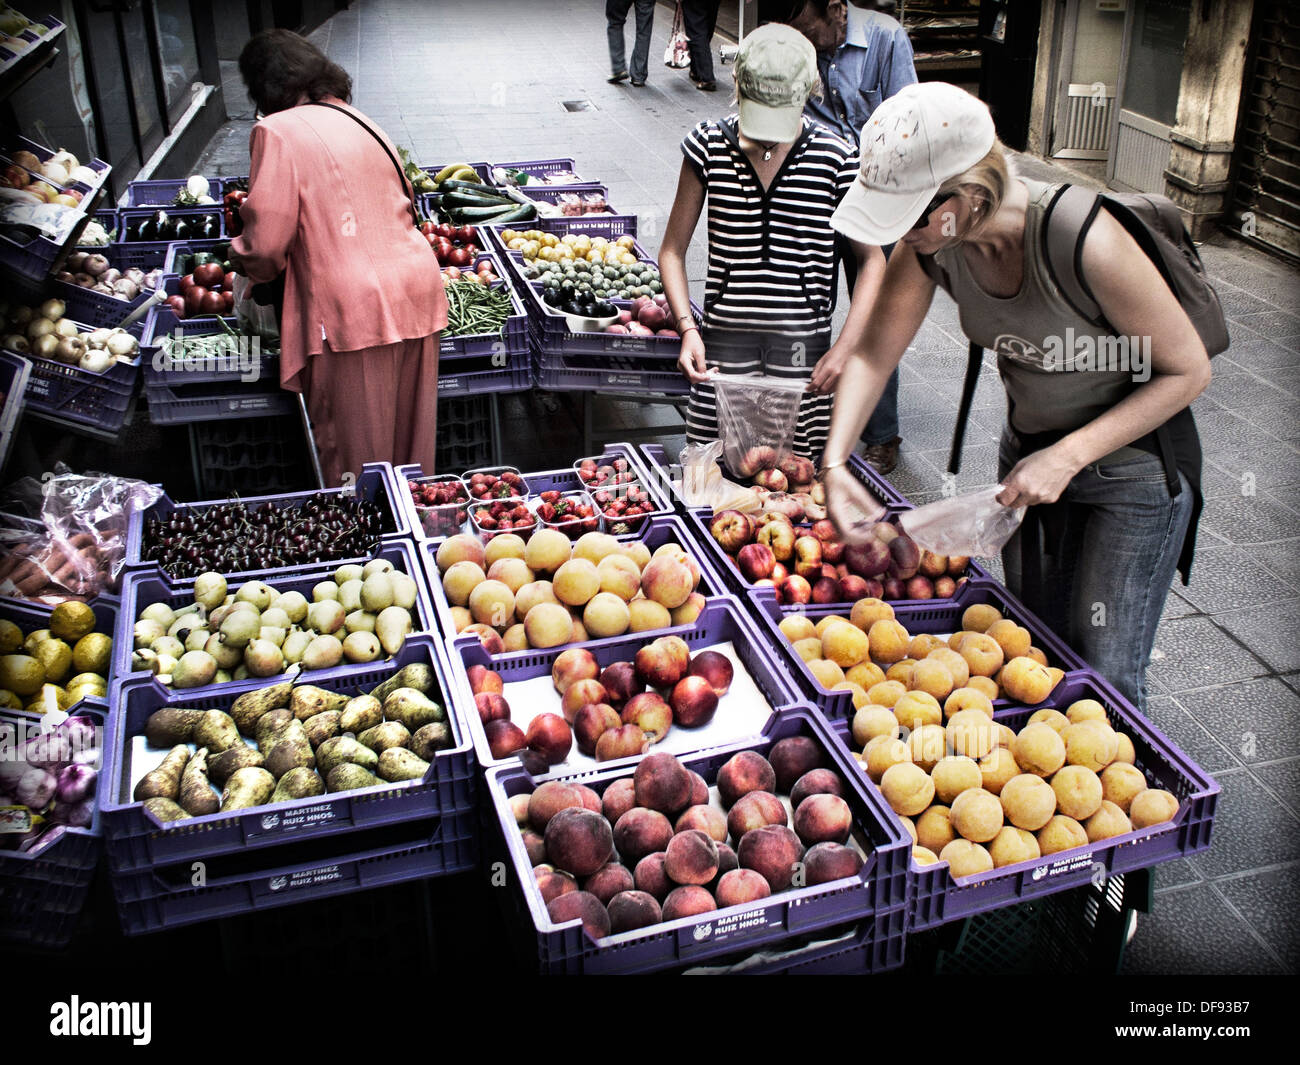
[270, 767, 326, 804]
[220, 766, 276, 811]
[377, 747, 429, 782]
[134, 745, 190, 802]
[325, 763, 379, 793]
[144, 708, 203, 748]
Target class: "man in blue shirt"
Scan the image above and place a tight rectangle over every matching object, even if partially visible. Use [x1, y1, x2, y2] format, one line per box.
[760, 0, 917, 475]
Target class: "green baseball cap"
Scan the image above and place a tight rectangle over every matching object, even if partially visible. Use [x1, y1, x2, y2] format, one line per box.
[735, 24, 818, 143]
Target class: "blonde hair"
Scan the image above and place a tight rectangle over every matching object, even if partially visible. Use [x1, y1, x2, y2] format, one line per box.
[936, 139, 1012, 240]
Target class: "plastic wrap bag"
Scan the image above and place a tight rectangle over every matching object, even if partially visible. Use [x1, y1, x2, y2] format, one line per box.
[233, 274, 279, 341]
[899, 486, 1026, 557]
[0, 464, 163, 602]
[712, 375, 808, 479]
[678, 440, 761, 512]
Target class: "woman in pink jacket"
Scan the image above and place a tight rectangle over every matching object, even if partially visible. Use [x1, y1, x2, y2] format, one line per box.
[230, 30, 446, 486]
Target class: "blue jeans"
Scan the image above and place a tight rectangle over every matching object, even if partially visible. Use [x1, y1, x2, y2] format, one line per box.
[607, 0, 655, 82]
[999, 429, 1193, 715]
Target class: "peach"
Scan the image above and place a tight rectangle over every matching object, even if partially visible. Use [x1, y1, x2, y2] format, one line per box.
[652, 542, 700, 584]
[596, 553, 642, 601]
[602, 778, 637, 823]
[946, 708, 998, 760]
[583, 592, 631, 639]
[958, 633, 1004, 678]
[535, 866, 579, 904]
[664, 829, 720, 885]
[789, 768, 844, 811]
[484, 533, 527, 567]
[524, 528, 572, 575]
[436, 533, 487, 572]
[1027, 707, 1070, 734]
[814, 614, 849, 639]
[808, 659, 846, 689]
[1068, 698, 1108, 724]
[1000, 656, 1057, 703]
[1115, 733, 1136, 764]
[468, 664, 504, 695]
[999, 773, 1058, 831]
[912, 846, 940, 867]
[486, 557, 534, 595]
[633, 751, 693, 815]
[944, 687, 994, 720]
[931, 755, 983, 804]
[940, 839, 994, 878]
[988, 825, 1041, 868]
[915, 804, 956, 853]
[905, 724, 948, 773]
[552, 558, 600, 607]
[623, 596, 671, 632]
[552, 648, 599, 694]
[583, 862, 635, 905]
[474, 691, 510, 724]
[525, 713, 573, 766]
[561, 679, 609, 723]
[1051, 765, 1103, 820]
[509, 794, 531, 825]
[821, 622, 870, 669]
[687, 771, 709, 808]
[727, 790, 788, 840]
[1129, 788, 1179, 829]
[779, 614, 817, 642]
[715, 868, 772, 907]
[1100, 762, 1148, 814]
[804, 842, 864, 886]
[612, 807, 672, 864]
[978, 747, 1021, 796]
[595, 724, 650, 762]
[462, 623, 505, 655]
[880, 761, 934, 816]
[737, 824, 805, 891]
[852, 705, 901, 748]
[449, 606, 472, 633]
[984, 619, 1031, 660]
[1037, 814, 1088, 855]
[608, 889, 662, 932]
[442, 560, 487, 606]
[908, 633, 945, 659]
[640, 557, 694, 609]
[885, 659, 918, 686]
[1012, 722, 1067, 777]
[867, 619, 910, 663]
[709, 842, 739, 892]
[635, 636, 690, 688]
[793, 637, 824, 664]
[850, 597, 894, 631]
[616, 541, 651, 570]
[570, 616, 589, 644]
[769, 737, 824, 793]
[1085, 800, 1133, 842]
[670, 675, 719, 728]
[546, 890, 610, 939]
[544, 807, 614, 877]
[866, 680, 907, 708]
[574, 702, 622, 755]
[865, 736, 911, 783]
[1024, 646, 1048, 666]
[512, 580, 556, 620]
[521, 828, 547, 866]
[598, 661, 642, 708]
[662, 885, 717, 921]
[960, 604, 1002, 633]
[846, 661, 886, 690]
[793, 793, 852, 846]
[949, 787, 1003, 842]
[717, 751, 777, 807]
[484, 719, 527, 759]
[573, 531, 620, 566]
[675, 804, 728, 843]
[670, 593, 707, 627]
[523, 602, 575, 649]
[501, 623, 529, 651]
[893, 690, 942, 731]
[574, 785, 602, 813]
[899, 816, 917, 843]
[633, 852, 673, 902]
[831, 682, 868, 712]
[1063, 720, 1119, 771]
[688, 650, 734, 696]
[926, 647, 971, 689]
[911, 658, 956, 701]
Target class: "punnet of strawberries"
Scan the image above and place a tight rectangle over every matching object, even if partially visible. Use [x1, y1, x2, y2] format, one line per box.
[471, 499, 536, 537]
[576, 456, 638, 488]
[536, 490, 599, 537]
[464, 469, 527, 500]
[410, 476, 470, 536]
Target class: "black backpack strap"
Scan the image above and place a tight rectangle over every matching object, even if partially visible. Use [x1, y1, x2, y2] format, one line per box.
[1040, 183, 1110, 330]
[947, 341, 984, 476]
[303, 101, 419, 226]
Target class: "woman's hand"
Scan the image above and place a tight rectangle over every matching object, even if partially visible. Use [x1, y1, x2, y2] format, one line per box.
[824, 465, 887, 544]
[996, 444, 1081, 507]
[677, 330, 713, 384]
[808, 341, 849, 395]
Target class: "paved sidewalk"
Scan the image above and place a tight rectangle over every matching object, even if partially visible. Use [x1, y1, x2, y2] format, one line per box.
[196, 0, 1300, 974]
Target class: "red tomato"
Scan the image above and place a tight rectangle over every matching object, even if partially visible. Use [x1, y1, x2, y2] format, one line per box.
[460, 226, 478, 244]
[222, 271, 235, 292]
[178, 273, 197, 294]
[193, 262, 224, 288]
[434, 238, 454, 262]
[199, 289, 225, 315]
[447, 246, 473, 268]
[419, 221, 436, 236]
[221, 291, 234, 313]
[166, 295, 187, 318]
[183, 286, 205, 315]
[434, 223, 453, 239]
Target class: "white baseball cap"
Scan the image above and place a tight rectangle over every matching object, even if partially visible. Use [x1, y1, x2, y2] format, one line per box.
[831, 82, 996, 245]
[735, 24, 818, 143]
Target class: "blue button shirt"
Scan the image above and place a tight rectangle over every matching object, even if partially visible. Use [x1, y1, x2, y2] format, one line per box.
[805, 10, 918, 147]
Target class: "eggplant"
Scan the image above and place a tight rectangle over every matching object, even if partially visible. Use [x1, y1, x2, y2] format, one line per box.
[199, 215, 219, 239]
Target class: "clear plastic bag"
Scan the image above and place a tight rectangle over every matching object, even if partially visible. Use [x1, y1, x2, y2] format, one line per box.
[899, 486, 1026, 557]
[233, 273, 279, 341]
[678, 441, 761, 512]
[0, 464, 163, 602]
[712, 374, 808, 479]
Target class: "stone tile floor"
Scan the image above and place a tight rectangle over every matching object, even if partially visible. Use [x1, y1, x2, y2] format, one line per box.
[196, 0, 1299, 974]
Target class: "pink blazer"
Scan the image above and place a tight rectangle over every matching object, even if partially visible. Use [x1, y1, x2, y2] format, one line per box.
[231, 96, 447, 391]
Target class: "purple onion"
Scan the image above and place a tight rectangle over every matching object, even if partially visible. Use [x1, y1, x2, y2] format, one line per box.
[60, 714, 100, 752]
[16, 767, 56, 810]
[56, 762, 96, 804]
[22, 731, 72, 771]
[73, 746, 100, 768]
[48, 798, 94, 828]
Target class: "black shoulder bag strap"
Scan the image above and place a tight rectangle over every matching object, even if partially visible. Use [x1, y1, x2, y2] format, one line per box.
[303, 100, 419, 226]
[916, 251, 984, 476]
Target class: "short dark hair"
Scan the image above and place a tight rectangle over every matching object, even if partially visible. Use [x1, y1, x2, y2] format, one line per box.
[756, 0, 831, 22]
[239, 29, 351, 115]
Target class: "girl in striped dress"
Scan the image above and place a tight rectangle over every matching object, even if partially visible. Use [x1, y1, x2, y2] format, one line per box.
[659, 22, 885, 464]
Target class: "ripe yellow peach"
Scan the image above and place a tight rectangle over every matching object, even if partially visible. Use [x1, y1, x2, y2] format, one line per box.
[850, 597, 895, 631]
[1063, 719, 1119, 772]
[1000, 657, 1056, 703]
[931, 755, 983, 804]
[911, 658, 955, 701]
[926, 647, 971, 688]
[915, 805, 956, 853]
[880, 761, 935, 816]
[958, 633, 1004, 678]
[961, 604, 1003, 632]
[1130, 788, 1179, 829]
[822, 622, 870, 669]
[865, 735, 911, 783]
[940, 838, 994, 878]
[626, 597, 671, 633]
[984, 618, 1032, 660]
[944, 686, 994, 720]
[866, 680, 908, 708]
[867, 619, 910, 664]
[1012, 722, 1067, 777]
[846, 661, 886, 690]
[946, 708, 998, 760]
[978, 746, 1021, 795]
[893, 690, 943, 731]
[779, 614, 817, 643]
[999, 774, 1057, 831]
[852, 705, 901, 748]
[905, 724, 948, 772]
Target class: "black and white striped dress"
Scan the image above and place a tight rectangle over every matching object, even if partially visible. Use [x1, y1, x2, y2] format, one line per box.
[681, 115, 859, 461]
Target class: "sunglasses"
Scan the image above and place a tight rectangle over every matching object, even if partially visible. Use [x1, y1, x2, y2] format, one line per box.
[910, 193, 952, 231]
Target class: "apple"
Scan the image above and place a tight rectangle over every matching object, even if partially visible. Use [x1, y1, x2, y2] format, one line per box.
[757, 521, 796, 563]
[753, 468, 788, 492]
[793, 536, 823, 580]
[736, 542, 776, 582]
[775, 574, 812, 605]
[845, 539, 890, 578]
[710, 509, 754, 553]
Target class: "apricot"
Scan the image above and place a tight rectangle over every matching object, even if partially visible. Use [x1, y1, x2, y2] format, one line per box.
[931, 755, 983, 804]
[1051, 765, 1104, 820]
[448, 606, 472, 633]
[501, 623, 529, 651]
[779, 614, 818, 643]
[822, 622, 870, 669]
[867, 619, 910, 664]
[961, 604, 1002, 633]
[940, 838, 994, 878]
[978, 747, 1021, 796]
[864, 736, 911, 782]
[880, 761, 935, 816]
[988, 825, 1041, 868]
[950, 787, 1004, 842]
[852, 705, 901, 748]
[915, 804, 956, 853]
[999, 773, 1057, 831]
[1037, 814, 1088, 855]
[899, 816, 918, 844]
[1063, 719, 1119, 772]
[640, 557, 694, 609]
[1129, 788, 1179, 829]
[436, 533, 487, 572]
[845, 661, 886, 690]
[1001, 657, 1056, 703]
[905, 724, 948, 772]
[1085, 800, 1133, 842]
[946, 708, 998, 759]
[468, 579, 516, 629]
[670, 593, 706, 627]
[1012, 722, 1067, 777]
[944, 686, 994, 720]
[1100, 762, 1148, 814]
[619, 541, 652, 570]
[849, 597, 894, 631]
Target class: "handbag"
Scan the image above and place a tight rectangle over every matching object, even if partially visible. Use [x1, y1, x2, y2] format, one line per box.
[664, 2, 690, 68]
[248, 100, 419, 311]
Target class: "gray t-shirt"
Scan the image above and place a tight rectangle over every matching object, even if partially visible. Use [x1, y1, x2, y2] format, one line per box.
[933, 178, 1145, 459]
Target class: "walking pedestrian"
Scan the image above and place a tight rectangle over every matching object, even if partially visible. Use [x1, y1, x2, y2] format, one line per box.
[762, 0, 918, 474]
[229, 30, 445, 486]
[820, 82, 1210, 712]
[607, 0, 656, 86]
[659, 23, 887, 463]
[681, 0, 722, 90]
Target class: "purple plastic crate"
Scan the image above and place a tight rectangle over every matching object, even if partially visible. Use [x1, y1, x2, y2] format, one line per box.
[144, 380, 292, 424]
[114, 207, 223, 269]
[113, 537, 434, 693]
[0, 704, 105, 950]
[143, 322, 278, 387]
[438, 359, 531, 396]
[161, 237, 231, 277]
[125, 461, 409, 576]
[822, 671, 1218, 933]
[111, 808, 475, 935]
[0, 204, 103, 282]
[449, 595, 799, 777]
[6, 132, 107, 197]
[0, 596, 118, 712]
[100, 634, 475, 877]
[124, 176, 222, 206]
[679, 906, 906, 974]
[439, 250, 529, 360]
[0, 351, 30, 469]
[141, 275, 239, 347]
[531, 349, 691, 395]
[484, 704, 910, 974]
[749, 577, 1090, 722]
[489, 157, 590, 186]
[421, 511, 732, 651]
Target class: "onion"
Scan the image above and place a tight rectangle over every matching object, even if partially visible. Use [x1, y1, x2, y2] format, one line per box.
[22, 729, 72, 770]
[83, 253, 109, 276]
[99, 268, 120, 285]
[85, 327, 113, 348]
[25, 316, 54, 339]
[55, 336, 86, 364]
[79, 348, 112, 373]
[73, 746, 100, 767]
[39, 297, 65, 321]
[56, 762, 96, 803]
[16, 767, 56, 809]
[50, 149, 80, 171]
[50, 798, 95, 828]
[68, 165, 99, 186]
[112, 279, 140, 300]
[40, 161, 69, 185]
[65, 250, 88, 271]
[105, 331, 139, 357]
[0, 758, 25, 791]
[123, 267, 144, 284]
[61, 715, 99, 750]
[10, 305, 32, 325]
[53, 317, 80, 338]
[2, 334, 29, 352]
[31, 334, 59, 358]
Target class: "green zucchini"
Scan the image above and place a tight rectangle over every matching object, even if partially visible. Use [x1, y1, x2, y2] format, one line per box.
[440, 179, 504, 195]
[447, 203, 522, 222]
[442, 189, 514, 209]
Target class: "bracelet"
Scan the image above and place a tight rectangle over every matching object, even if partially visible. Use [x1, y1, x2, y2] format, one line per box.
[680, 324, 699, 337]
[820, 460, 848, 473]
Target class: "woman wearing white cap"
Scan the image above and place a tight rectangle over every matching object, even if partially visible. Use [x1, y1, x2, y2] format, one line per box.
[819, 81, 1211, 712]
[659, 23, 886, 463]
